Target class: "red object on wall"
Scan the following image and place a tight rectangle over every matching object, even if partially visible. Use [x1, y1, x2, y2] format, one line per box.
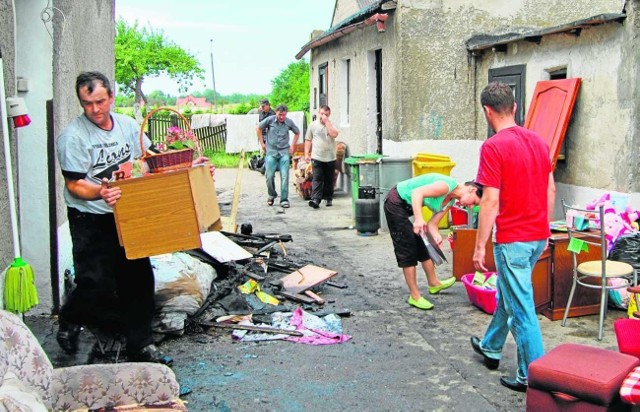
[524, 78, 581, 170]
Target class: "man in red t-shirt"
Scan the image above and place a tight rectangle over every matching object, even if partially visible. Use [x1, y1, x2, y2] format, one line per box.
[470, 82, 556, 392]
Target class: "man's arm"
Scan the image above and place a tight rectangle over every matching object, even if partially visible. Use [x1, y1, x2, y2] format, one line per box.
[547, 172, 556, 221]
[64, 177, 121, 206]
[304, 127, 313, 161]
[289, 132, 300, 155]
[324, 118, 339, 139]
[256, 126, 266, 152]
[473, 186, 499, 272]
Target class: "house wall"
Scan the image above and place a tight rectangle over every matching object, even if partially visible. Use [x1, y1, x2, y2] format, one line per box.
[0, 0, 17, 309]
[309, 16, 398, 155]
[394, 0, 624, 143]
[52, 0, 116, 312]
[311, 0, 624, 157]
[471, 3, 639, 212]
[13, 0, 54, 314]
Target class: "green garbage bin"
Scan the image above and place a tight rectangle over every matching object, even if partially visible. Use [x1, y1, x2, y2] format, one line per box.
[378, 157, 413, 231]
[345, 154, 384, 219]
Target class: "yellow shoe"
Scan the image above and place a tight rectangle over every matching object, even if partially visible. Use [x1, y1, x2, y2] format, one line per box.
[408, 296, 434, 310]
[428, 277, 456, 295]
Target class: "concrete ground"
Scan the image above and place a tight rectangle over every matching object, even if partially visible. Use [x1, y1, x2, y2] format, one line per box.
[26, 167, 629, 412]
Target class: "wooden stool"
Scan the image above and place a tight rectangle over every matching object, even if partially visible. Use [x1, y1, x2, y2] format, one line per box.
[526, 343, 640, 411]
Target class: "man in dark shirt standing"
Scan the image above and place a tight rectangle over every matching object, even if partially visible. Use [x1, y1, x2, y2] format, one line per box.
[257, 98, 275, 146]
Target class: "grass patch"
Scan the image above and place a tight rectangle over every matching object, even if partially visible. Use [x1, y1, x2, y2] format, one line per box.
[204, 151, 260, 168]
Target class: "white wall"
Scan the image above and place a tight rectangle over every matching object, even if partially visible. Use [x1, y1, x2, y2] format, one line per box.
[15, 0, 53, 314]
[224, 112, 305, 154]
[382, 138, 483, 182]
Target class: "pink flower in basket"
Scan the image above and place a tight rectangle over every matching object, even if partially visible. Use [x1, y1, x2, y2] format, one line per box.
[161, 126, 197, 152]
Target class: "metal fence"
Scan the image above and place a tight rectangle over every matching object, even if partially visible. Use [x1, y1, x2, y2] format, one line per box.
[147, 113, 227, 153]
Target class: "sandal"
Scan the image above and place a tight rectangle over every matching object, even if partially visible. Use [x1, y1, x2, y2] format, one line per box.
[280, 200, 290, 208]
[267, 198, 274, 206]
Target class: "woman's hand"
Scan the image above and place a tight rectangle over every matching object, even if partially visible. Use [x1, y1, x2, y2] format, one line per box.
[428, 228, 443, 247]
[413, 217, 427, 235]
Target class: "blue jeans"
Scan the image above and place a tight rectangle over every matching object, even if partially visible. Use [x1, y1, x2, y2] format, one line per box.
[480, 240, 546, 384]
[265, 153, 290, 202]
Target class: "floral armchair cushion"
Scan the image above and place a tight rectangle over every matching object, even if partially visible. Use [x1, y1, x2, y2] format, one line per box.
[0, 310, 54, 409]
[52, 363, 180, 411]
[0, 310, 182, 412]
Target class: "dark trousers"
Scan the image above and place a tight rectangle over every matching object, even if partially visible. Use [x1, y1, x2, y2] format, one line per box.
[311, 159, 336, 202]
[61, 208, 155, 353]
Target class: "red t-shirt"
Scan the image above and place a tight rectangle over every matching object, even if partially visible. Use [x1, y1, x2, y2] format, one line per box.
[476, 126, 551, 243]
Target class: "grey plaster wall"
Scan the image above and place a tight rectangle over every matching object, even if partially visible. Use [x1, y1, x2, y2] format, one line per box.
[309, 16, 398, 155]
[52, 0, 115, 310]
[309, 0, 625, 156]
[0, 0, 17, 290]
[472, 13, 637, 194]
[395, 0, 625, 142]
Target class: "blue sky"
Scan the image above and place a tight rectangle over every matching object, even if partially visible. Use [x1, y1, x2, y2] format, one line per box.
[116, 0, 335, 97]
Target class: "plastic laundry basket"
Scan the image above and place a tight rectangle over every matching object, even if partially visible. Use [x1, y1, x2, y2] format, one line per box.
[461, 272, 498, 314]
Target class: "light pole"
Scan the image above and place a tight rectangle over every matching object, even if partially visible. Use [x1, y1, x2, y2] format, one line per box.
[209, 39, 217, 112]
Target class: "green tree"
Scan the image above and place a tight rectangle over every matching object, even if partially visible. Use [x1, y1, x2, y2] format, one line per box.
[115, 19, 204, 104]
[147, 90, 169, 106]
[114, 93, 135, 107]
[270, 60, 309, 112]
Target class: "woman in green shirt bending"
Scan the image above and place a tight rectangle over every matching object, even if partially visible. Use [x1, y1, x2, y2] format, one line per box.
[384, 173, 483, 309]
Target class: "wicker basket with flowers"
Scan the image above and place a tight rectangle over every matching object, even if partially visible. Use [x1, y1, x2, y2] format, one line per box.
[140, 107, 201, 174]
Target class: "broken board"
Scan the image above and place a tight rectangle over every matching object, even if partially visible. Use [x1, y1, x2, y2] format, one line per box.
[280, 264, 338, 294]
[199, 231, 253, 263]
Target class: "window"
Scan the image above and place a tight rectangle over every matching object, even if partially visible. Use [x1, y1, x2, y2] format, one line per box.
[488, 65, 526, 132]
[318, 63, 328, 107]
[339, 59, 351, 125]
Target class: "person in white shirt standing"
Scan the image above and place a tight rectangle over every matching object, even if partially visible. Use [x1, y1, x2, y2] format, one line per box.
[304, 105, 340, 208]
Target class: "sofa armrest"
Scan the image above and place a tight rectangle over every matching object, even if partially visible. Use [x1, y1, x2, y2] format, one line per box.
[51, 362, 179, 411]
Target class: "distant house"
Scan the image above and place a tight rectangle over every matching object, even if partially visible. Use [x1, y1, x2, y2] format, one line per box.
[176, 95, 211, 109]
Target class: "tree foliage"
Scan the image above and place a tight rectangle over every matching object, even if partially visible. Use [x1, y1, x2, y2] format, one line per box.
[269, 60, 309, 112]
[115, 19, 204, 104]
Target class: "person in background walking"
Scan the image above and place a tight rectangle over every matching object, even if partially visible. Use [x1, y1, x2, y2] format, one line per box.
[384, 173, 483, 310]
[256, 98, 275, 147]
[470, 81, 555, 392]
[257, 104, 300, 208]
[304, 105, 340, 209]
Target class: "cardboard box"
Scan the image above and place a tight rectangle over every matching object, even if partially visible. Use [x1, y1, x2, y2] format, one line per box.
[112, 165, 221, 259]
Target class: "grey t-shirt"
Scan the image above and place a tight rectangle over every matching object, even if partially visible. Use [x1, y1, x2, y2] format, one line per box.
[305, 119, 337, 162]
[257, 115, 300, 156]
[56, 112, 150, 214]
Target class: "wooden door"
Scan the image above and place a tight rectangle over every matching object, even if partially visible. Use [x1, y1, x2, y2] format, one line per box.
[524, 78, 581, 170]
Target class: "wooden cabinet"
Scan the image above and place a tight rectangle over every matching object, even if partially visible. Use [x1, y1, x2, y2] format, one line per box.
[540, 233, 602, 321]
[451, 227, 551, 313]
[112, 165, 221, 259]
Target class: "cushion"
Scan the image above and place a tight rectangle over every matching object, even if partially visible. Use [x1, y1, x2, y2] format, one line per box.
[620, 366, 640, 405]
[0, 371, 47, 412]
[529, 343, 640, 405]
[70, 399, 188, 412]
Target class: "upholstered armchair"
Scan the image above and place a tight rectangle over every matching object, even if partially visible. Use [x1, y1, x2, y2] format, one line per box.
[0, 310, 185, 411]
